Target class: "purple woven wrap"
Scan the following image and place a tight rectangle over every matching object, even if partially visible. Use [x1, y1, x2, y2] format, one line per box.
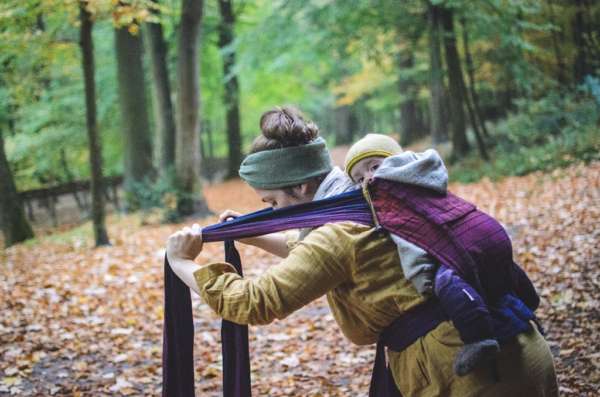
[202, 189, 373, 242]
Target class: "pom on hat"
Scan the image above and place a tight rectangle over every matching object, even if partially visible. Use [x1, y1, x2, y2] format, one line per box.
[344, 133, 402, 177]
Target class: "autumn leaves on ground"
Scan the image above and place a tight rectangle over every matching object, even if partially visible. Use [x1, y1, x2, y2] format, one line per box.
[1, 162, 599, 396]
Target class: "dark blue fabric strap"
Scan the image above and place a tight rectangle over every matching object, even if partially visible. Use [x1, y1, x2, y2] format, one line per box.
[162, 256, 195, 397]
[162, 242, 252, 397]
[222, 241, 252, 397]
[369, 299, 447, 397]
[379, 298, 448, 353]
[369, 342, 403, 397]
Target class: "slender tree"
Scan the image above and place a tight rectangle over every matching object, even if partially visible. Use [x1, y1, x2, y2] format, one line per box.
[398, 47, 422, 146]
[0, 130, 34, 247]
[427, 2, 446, 144]
[334, 105, 357, 145]
[145, 0, 177, 173]
[545, 0, 568, 85]
[176, 0, 209, 215]
[114, 20, 154, 200]
[79, 1, 110, 246]
[440, 6, 469, 158]
[218, 0, 243, 179]
[460, 17, 490, 139]
[573, 0, 591, 83]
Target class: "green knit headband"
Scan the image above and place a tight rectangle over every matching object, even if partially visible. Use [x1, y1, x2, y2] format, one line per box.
[238, 137, 333, 189]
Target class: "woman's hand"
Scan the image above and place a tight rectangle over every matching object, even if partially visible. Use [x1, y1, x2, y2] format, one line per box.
[166, 223, 203, 262]
[218, 209, 242, 223]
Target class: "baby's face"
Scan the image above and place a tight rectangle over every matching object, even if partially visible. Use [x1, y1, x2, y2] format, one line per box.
[349, 156, 384, 185]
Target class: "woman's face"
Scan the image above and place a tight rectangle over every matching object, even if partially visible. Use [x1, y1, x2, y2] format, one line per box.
[254, 186, 313, 209]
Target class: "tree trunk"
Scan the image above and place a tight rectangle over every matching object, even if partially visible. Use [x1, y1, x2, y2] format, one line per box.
[218, 0, 243, 179]
[398, 49, 422, 146]
[546, 0, 568, 85]
[0, 131, 34, 247]
[573, 0, 590, 83]
[440, 7, 469, 158]
[176, 0, 209, 216]
[427, 2, 447, 144]
[80, 2, 110, 246]
[204, 119, 215, 159]
[460, 17, 490, 139]
[145, 0, 177, 174]
[334, 105, 352, 145]
[114, 25, 154, 198]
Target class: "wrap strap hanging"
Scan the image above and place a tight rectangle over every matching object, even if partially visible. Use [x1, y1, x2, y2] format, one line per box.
[221, 240, 252, 397]
[162, 189, 373, 397]
[162, 241, 252, 397]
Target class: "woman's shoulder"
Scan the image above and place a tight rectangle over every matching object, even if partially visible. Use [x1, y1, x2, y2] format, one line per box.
[308, 221, 375, 242]
[300, 221, 388, 257]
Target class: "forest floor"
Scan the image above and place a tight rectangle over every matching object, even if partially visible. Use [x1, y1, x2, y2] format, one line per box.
[1, 161, 599, 396]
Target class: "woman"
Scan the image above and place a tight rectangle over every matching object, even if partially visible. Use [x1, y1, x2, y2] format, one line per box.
[166, 107, 558, 396]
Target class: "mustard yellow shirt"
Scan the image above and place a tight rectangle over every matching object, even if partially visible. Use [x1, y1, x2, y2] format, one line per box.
[193, 222, 557, 396]
[194, 222, 425, 344]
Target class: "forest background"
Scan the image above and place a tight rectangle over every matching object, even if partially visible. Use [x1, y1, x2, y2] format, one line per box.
[1, 0, 599, 245]
[0, 0, 599, 395]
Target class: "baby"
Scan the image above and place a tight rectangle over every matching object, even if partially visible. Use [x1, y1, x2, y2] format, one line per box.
[344, 133, 500, 376]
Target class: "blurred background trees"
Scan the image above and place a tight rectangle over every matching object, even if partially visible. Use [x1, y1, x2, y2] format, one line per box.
[1, 0, 599, 245]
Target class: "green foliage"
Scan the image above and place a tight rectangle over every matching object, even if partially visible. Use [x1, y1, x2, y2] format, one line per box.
[451, 89, 600, 183]
[2, 0, 599, 201]
[125, 168, 190, 223]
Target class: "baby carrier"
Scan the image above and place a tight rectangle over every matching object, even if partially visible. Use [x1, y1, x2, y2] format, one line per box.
[366, 178, 539, 310]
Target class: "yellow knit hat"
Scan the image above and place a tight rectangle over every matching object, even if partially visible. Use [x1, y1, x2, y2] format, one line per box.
[344, 133, 403, 177]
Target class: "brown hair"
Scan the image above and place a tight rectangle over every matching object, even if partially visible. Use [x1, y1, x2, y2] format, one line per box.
[250, 106, 320, 153]
[251, 106, 326, 195]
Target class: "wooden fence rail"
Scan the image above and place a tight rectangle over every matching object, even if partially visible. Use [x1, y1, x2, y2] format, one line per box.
[17, 176, 123, 227]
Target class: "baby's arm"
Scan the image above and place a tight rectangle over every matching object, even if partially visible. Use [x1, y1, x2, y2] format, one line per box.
[389, 234, 436, 295]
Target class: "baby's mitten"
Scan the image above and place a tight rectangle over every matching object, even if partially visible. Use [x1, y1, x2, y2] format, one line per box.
[453, 339, 500, 376]
[410, 264, 436, 296]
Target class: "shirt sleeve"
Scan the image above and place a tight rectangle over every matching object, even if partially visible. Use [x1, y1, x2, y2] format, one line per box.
[193, 225, 352, 325]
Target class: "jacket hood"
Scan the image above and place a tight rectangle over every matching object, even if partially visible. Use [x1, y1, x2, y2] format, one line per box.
[314, 167, 357, 200]
[373, 149, 448, 193]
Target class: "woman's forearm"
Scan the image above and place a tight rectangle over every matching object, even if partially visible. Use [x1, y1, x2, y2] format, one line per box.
[238, 233, 290, 258]
[169, 258, 202, 295]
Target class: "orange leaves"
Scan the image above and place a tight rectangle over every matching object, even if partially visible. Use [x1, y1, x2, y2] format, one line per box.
[1, 163, 599, 395]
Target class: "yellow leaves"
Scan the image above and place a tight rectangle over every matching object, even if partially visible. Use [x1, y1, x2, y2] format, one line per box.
[0, 377, 21, 386]
[332, 57, 394, 106]
[111, 1, 155, 31]
[127, 23, 138, 35]
[72, 360, 89, 372]
[201, 364, 221, 378]
[332, 33, 397, 106]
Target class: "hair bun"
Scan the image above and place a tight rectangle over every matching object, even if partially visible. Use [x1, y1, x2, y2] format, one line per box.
[258, 106, 319, 148]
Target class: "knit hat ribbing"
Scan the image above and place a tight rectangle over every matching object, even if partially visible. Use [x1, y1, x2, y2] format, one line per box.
[344, 134, 403, 177]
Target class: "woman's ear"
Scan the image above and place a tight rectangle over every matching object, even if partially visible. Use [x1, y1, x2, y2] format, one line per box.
[292, 183, 313, 201]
